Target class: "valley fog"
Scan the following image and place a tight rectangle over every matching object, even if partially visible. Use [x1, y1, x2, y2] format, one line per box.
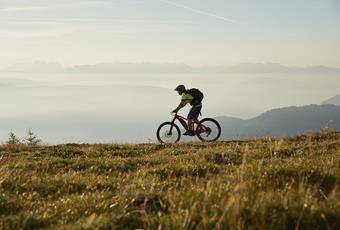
[1, 72, 339, 143]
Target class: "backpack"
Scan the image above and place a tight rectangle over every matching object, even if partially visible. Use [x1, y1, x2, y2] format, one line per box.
[187, 88, 204, 104]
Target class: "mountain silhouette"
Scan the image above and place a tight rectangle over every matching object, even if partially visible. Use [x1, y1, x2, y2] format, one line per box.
[321, 94, 340, 106]
[221, 63, 340, 73]
[2, 61, 340, 74]
[216, 104, 340, 139]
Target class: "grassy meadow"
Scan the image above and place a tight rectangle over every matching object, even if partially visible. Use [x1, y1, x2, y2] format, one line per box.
[0, 131, 339, 229]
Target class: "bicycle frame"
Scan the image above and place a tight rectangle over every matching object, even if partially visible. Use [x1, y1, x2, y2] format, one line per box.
[169, 113, 209, 134]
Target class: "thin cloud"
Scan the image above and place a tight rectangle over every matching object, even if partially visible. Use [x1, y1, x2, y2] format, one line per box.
[0, 30, 74, 38]
[0, 6, 48, 12]
[158, 0, 236, 23]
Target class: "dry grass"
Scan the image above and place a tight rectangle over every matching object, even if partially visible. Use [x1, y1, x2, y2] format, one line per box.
[0, 131, 339, 229]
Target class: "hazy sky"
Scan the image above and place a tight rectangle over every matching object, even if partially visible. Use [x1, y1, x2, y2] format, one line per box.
[1, 0, 340, 143]
[1, 0, 340, 68]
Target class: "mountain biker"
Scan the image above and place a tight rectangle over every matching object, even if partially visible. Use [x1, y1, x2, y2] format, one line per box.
[172, 85, 204, 136]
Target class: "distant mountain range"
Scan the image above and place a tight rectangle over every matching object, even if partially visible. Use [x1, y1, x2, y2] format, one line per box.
[0, 61, 195, 73]
[219, 63, 340, 73]
[2, 61, 340, 73]
[66, 62, 195, 73]
[215, 104, 340, 139]
[321, 94, 340, 106]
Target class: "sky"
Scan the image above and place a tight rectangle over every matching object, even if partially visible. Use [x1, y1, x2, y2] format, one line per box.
[0, 0, 340, 143]
[0, 0, 340, 68]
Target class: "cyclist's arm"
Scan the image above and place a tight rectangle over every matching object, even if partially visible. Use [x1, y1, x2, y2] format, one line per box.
[172, 100, 187, 113]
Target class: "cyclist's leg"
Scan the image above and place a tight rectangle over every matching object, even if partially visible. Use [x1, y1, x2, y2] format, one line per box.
[188, 119, 193, 131]
[187, 105, 202, 131]
[187, 108, 194, 131]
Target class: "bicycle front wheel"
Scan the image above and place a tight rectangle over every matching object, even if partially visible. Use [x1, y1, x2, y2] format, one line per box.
[196, 118, 221, 142]
[157, 122, 181, 143]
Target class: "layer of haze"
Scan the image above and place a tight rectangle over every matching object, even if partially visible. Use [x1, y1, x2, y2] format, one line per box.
[1, 72, 339, 143]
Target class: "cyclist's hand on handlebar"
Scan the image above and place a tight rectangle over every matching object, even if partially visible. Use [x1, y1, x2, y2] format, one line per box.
[171, 109, 178, 114]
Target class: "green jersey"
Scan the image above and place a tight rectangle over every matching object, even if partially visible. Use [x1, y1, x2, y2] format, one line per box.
[181, 93, 194, 103]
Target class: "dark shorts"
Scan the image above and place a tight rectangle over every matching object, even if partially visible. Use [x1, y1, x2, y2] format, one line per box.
[188, 103, 202, 120]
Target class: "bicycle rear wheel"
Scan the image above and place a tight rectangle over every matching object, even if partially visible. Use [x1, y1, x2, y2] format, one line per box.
[157, 122, 181, 143]
[196, 118, 221, 142]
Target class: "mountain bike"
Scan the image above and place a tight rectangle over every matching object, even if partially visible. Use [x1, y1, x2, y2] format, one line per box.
[156, 113, 221, 143]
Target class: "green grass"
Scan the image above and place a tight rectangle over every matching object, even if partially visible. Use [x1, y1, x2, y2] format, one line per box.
[0, 131, 339, 229]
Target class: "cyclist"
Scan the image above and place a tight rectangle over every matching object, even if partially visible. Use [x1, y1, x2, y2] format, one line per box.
[172, 85, 204, 136]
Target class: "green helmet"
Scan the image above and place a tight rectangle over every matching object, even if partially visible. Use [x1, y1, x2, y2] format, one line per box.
[174, 84, 186, 92]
